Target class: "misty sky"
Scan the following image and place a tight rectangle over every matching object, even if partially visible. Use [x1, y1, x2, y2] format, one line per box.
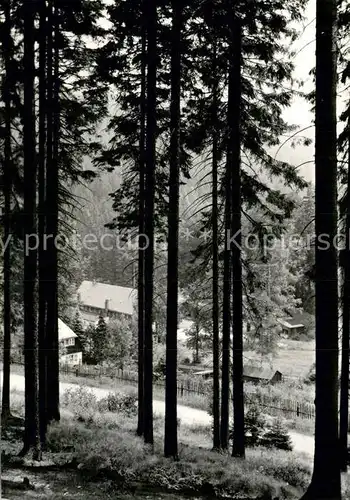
[273, 0, 315, 184]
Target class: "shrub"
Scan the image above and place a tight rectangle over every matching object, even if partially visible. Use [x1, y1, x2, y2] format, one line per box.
[97, 392, 137, 416]
[62, 386, 98, 421]
[304, 363, 315, 384]
[245, 405, 266, 446]
[259, 419, 293, 451]
[228, 405, 266, 447]
[46, 420, 91, 452]
[247, 449, 311, 489]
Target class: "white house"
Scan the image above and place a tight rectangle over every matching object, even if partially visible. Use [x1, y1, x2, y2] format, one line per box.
[76, 280, 136, 326]
[59, 318, 82, 365]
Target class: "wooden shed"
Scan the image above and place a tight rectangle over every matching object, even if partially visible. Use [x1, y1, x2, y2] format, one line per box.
[243, 367, 283, 385]
[193, 367, 283, 385]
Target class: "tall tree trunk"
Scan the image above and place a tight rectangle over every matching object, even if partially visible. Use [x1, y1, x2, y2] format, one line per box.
[21, 0, 41, 460]
[46, 0, 60, 423]
[38, 0, 48, 444]
[229, 13, 244, 459]
[220, 108, 232, 451]
[339, 125, 350, 472]
[137, 0, 147, 437]
[164, 0, 182, 458]
[1, 0, 13, 424]
[211, 38, 220, 452]
[301, 0, 340, 497]
[143, 0, 157, 446]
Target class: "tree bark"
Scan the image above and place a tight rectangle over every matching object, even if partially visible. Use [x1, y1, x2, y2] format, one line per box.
[1, 0, 13, 424]
[301, 0, 340, 497]
[164, 0, 182, 459]
[229, 13, 244, 459]
[137, 0, 147, 438]
[45, 0, 60, 424]
[143, 0, 157, 446]
[339, 124, 350, 472]
[22, 0, 41, 460]
[38, 0, 48, 444]
[220, 100, 232, 451]
[211, 37, 220, 451]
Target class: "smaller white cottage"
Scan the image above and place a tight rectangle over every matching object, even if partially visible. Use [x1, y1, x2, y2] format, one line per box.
[59, 318, 82, 365]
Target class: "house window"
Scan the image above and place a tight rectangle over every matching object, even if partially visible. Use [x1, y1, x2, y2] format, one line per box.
[63, 338, 75, 347]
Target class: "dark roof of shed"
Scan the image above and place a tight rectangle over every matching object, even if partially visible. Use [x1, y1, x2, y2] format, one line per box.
[243, 366, 282, 380]
[280, 312, 311, 327]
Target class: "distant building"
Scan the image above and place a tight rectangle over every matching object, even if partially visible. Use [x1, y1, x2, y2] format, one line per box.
[193, 366, 283, 385]
[76, 280, 135, 326]
[192, 369, 213, 380]
[59, 319, 82, 365]
[243, 367, 283, 385]
[278, 312, 311, 336]
[15, 319, 82, 366]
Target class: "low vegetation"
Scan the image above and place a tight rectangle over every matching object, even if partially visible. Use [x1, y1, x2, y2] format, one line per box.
[46, 387, 312, 499]
[4, 386, 350, 499]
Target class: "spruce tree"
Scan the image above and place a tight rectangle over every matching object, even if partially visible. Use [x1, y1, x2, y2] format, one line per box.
[338, 1, 350, 474]
[300, 0, 340, 497]
[211, 40, 220, 449]
[339, 146, 349, 471]
[164, 0, 182, 459]
[38, 0, 48, 443]
[46, 0, 60, 425]
[21, 0, 41, 460]
[260, 419, 293, 451]
[137, 0, 146, 438]
[1, 0, 13, 423]
[228, 7, 244, 459]
[93, 315, 107, 365]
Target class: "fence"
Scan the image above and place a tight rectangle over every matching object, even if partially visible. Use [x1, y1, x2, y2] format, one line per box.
[59, 363, 315, 420]
[59, 363, 210, 398]
[9, 354, 315, 420]
[245, 391, 315, 420]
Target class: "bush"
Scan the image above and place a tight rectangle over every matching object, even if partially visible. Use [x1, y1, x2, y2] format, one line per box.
[248, 449, 311, 489]
[245, 405, 266, 446]
[259, 419, 293, 451]
[304, 363, 315, 384]
[47, 420, 94, 452]
[228, 405, 266, 447]
[97, 392, 137, 416]
[62, 386, 98, 421]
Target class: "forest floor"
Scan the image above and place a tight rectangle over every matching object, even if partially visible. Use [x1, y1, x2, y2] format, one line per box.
[0, 394, 311, 500]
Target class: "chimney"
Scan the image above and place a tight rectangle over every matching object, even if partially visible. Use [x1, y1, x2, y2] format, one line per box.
[105, 299, 109, 316]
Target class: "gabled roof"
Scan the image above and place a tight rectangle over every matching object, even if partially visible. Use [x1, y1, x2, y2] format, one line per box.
[279, 320, 304, 329]
[77, 280, 135, 316]
[243, 366, 281, 380]
[58, 318, 77, 340]
[189, 366, 282, 380]
[278, 312, 310, 328]
[193, 370, 213, 376]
